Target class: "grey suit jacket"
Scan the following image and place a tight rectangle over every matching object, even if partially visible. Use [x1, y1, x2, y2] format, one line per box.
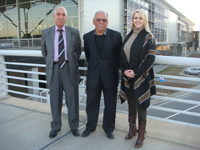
[41, 25, 82, 86]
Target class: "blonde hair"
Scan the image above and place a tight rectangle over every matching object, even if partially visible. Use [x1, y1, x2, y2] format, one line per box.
[131, 10, 153, 37]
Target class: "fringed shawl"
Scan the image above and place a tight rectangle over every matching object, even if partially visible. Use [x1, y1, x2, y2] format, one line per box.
[119, 29, 156, 110]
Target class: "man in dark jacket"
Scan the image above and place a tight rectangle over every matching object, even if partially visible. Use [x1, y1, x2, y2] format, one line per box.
[81, 11, 122, 139]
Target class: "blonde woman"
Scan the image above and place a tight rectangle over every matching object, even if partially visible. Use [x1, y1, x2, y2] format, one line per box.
[120, 9, 156, 148]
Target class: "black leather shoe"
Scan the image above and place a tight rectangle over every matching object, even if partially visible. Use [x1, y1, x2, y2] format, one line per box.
[71, 129, 80, 137]
[81, 129, 94, 137]
[106, 132, 114, 139]
[49, 129, 61, 138]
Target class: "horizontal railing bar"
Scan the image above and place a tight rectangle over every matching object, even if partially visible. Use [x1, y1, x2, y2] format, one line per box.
[80, 76, 86, 79]
[155, 55, 200, 66]
[1, 62, 87, 71]
[79, 94, 200, 105]
[3, 89, 49, 100]
[79, 102, 105, 110]
[2, 69, 200, 83]
[3, 75, 47, 83]
[5, 80, 200, 93]
[2, 69, 46, 75]
[3, 76, 85, 88]
[149, 105, 200, 117]
[116, 96, 200, 106]
[2, 79, 200, 105]
[0, 50, 42, 57]
[155, 79, 199, 85]
[79, 94, 87, 98]
[152, 95, 200, 105]
[1, 50, 200, 66]
[155, 74, 200, 82]
[79, 94, 105, 100]
[156, 85, 200, 93]
[79, 85, 86, 88]
[147, 115, 200, 128]
[0, 50, 86, 60]
[3, 82, 49, 91]
[1, 62, 46, 67]
[79, 102, 200, 128]
[79, 67, 87, 70]
[3, 83, 200, 105]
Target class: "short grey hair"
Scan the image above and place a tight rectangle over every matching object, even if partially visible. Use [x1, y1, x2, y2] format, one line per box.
[54, 6, 67, 16]
[93, 11, 108, 19]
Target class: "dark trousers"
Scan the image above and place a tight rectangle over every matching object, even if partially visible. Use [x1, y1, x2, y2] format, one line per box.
[127, 81, 147, 122]
[86, 74, 117, 132]
[49, 63, 79, 130]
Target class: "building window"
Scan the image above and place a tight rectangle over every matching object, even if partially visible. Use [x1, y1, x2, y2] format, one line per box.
[0, 0, 79, 48]
[126, 0, 169, 42]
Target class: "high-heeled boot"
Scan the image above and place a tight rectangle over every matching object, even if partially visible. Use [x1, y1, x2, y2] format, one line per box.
[125, 115, 137, 140]
[135, 120, 146, 148]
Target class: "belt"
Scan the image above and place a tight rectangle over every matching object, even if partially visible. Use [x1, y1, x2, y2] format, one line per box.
[53, 60, 68, 64]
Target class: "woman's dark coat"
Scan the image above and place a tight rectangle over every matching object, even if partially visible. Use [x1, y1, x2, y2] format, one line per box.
[119, 29, 156, 110]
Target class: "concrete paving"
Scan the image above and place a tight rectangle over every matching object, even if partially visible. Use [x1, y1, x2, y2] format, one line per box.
[0, 96, 200, 150]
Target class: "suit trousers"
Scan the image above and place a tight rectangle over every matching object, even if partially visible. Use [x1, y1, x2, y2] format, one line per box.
[49, 63, 79, 130]
[86, 73, 117, 132]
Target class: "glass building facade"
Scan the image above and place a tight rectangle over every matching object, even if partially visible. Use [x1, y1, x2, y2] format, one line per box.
[0, 0, 78, 48]
[0, 0, 195, 54]
[178, 18, 193, 42]
[126, 0, 169, 42]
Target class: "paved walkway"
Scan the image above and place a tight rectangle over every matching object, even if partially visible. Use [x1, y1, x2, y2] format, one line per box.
[0, 96, 200, 150]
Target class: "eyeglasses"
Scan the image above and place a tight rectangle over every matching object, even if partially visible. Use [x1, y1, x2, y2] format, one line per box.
[56, 12, 66, 17]
[95, 18, 108, 23]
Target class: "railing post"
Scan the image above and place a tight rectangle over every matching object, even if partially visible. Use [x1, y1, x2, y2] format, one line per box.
[0, 55, 8, 97]
[12, 40, 14, 49]
[27, 67, 40, 101]
[27, 40, 29, 49]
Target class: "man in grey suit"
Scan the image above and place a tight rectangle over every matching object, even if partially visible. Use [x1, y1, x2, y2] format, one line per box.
[41, 6, 81, 138]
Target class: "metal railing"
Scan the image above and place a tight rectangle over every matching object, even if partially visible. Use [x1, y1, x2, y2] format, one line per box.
[0, 50, 200, 128]
[0, 39, 41, 49]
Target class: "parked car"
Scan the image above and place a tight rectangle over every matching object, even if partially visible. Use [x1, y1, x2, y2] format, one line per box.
[184, 67, 200, 75]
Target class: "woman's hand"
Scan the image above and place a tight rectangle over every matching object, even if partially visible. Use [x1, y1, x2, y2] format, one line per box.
[124, 70, 136, 78]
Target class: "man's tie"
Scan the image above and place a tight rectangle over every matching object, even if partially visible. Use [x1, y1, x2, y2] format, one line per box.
[58, 29, 65, 68]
